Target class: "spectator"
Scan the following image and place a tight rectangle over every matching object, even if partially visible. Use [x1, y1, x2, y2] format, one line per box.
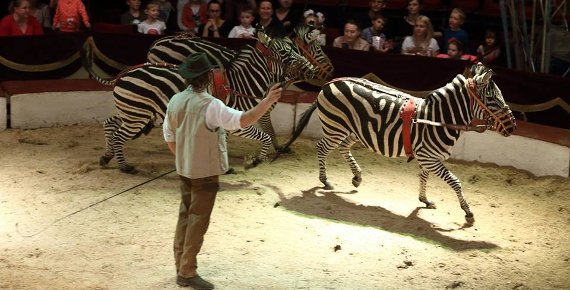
[163, 52, 282, 290]
[477, 29, 501, 65]
[157, 0, 174, 24]
[254, 0, 284, 38]
[30, 0, 51, 30]
[199, 0, 231, 37]
[333, 19, 370, 51]
[361, 12, 392, 53]
[52, 0, 90, 32]
[352, 0, 392, 38]
[138, 1, 166, 35]
[224, 0, 256, 28]
[181, 0, 206, 35]
[121, 0, 145, 25]
[303, 9, 326, 46]
[274, 0, 301, 36]
[227, 8, 254, 38]
[401, 15, 439, 56]
[440, 38, 463, 59]
[0, 0, 43, 36]
[437, 38, 478, 62]
[441, 8, 470, 53]
[393, 0, 423, 44]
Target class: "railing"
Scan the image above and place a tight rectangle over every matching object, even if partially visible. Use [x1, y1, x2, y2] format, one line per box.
[0, 32, 567, 130]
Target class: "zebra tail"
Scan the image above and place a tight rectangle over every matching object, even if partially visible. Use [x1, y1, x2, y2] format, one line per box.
[80, 38, 116, 86]
[271, 102, 317, 162]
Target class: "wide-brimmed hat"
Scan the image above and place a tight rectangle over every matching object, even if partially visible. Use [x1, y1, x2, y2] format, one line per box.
[178, 52, 216, 79]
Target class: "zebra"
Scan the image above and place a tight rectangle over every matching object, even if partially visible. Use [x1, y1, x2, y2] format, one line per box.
[82, 31, 326, 173]
[273, 63, 517, 225]
[147, 24, 333, 80]
[146, 25, 334, 152]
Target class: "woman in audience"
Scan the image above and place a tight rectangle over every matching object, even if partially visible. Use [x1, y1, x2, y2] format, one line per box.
[393, 0, 423, 52]
[199, 0, 231, 37]
[274, 0, 301, 36]
[401, 15, 438, 56]
[254, 0, 284, 38]
[333, 19, 369, 51]
[0, 0, 44, 36]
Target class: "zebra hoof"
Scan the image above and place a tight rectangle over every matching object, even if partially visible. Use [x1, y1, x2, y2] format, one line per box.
[420, 198, 437, 209]
[464, 214, 475, 227]
[351, 176, 362, 187]
[322, 181, 334, 190]
[99, 155, 113, 166]
[120, 164, 137, 174]
[244, 157, 263, 170]
[225, 168, 237, 175]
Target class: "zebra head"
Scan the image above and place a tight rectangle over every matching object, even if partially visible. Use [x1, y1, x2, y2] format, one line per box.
[255, 28, 325, 82]
[291, 24, 334, 80]
[469, 63, 517, 137]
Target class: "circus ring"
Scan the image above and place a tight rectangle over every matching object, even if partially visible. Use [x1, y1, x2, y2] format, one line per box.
[1, 34, 569, 290]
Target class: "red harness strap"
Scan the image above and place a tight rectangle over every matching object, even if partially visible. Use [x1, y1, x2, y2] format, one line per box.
[400, 98, 416, 158]
[212, 69, 230, 103]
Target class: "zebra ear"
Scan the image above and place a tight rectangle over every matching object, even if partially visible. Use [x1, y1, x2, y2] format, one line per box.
[472, 62, 493, 86]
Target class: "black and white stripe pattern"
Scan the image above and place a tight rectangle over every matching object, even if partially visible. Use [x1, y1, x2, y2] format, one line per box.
[278, 63, 516, 224]
[84, 34, 326, 173]
[145, 26, 333, 154]
[147, 35, 236, 67]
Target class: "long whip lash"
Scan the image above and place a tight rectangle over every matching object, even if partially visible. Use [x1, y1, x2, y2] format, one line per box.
[15, 169, 176, 237]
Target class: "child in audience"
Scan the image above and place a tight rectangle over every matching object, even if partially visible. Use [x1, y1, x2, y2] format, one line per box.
[52, 0, 90, 32]
[477, 29, 501, 65]
[121, 0, 145, 25]
[401, 15, 438, 56]
[441, 8, 469, 53]
[138, 1, 166, 35]
[333, 19, 369, 51]
[361, 12, 392, 53]
[228, 9, 254, 38]
[303, 9, 326, 46]
[437, 38, 478, 62]
[181, 0, 207, 35]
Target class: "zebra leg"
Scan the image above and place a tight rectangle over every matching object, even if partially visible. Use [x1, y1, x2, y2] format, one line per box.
[100, 115, 121, 166]
[417, 159, 474, 225]
[418, 168, 436, 209]
[230, 126, 272, 168]
[316, 135, 345, 190]
[258, 111, 289, 153]
[111, 121, 149, 173]
[338, 135, 362, 187]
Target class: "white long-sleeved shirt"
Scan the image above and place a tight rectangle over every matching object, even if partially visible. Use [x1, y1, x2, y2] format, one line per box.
[163, 91, 243, 142]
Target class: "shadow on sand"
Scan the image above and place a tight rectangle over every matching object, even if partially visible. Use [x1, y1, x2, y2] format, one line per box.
[263, 184, 499, 252]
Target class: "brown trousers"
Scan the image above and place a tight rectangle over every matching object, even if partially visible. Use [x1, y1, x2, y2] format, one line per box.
[174, 175, 219, 278]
